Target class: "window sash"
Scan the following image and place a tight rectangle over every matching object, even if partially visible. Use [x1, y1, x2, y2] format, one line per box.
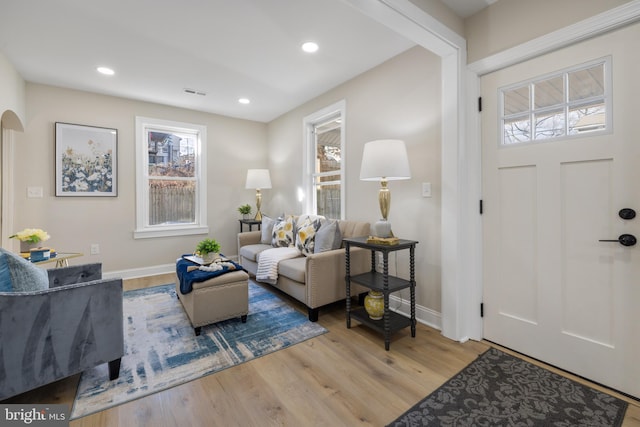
[135, 117, 208, 238]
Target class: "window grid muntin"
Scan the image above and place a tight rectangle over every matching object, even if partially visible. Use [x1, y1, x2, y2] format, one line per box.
[500, 58, 609, 146]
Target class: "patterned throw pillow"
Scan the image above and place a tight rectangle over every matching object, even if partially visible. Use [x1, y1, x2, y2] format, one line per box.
[295, 216, 323, 255]
[272, 216, 296, 247]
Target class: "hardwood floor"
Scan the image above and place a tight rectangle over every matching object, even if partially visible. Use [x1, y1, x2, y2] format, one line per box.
[5, 273, 639, 426]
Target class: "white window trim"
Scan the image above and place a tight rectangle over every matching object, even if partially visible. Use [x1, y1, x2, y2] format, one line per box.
[302, 100, 346, 219]
[134, 116, 208, 239]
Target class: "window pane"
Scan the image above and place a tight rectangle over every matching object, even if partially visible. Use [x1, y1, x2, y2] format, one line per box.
[534, 109, 565, 140]
[318, 174, 340, 183]
[503, 116, 530, 144]
[569, 101, 606, 135]
[316, 121, 341, 174]
[148, 179, 195, 225]
[534, 76, 563, 108]
[148, 131, 196, 178]
[316, 183, 340, 219]
[504, 86, 529, 115]
[569, 64, 604, 101]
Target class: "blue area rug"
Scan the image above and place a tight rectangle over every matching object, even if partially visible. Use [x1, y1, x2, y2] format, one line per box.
[71, 281, 327, 419]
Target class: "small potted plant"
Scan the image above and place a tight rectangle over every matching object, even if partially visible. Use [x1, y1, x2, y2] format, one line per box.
[195, 238, 221, 264]
[237, 204, 252, 219]
[10, 228, 51, 253]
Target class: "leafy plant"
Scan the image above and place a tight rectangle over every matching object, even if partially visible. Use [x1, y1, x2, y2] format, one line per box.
[9, 228, 50, 243]
[237, 204, 252, 215]
[195, 238, 220, 255]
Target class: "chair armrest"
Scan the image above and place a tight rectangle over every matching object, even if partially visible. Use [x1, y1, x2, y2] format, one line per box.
[238, 231, 261, 249]
[48, 263, 102, 287]
[0, 278, 123, 399]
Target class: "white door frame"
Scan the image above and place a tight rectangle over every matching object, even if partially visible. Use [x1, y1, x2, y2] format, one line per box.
[347, 0, 640, 342]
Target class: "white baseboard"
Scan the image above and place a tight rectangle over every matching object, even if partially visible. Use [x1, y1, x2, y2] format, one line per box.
[389, 294, 442, 331]
[104, 263, 175, 280]
[103, 255, 241, 281]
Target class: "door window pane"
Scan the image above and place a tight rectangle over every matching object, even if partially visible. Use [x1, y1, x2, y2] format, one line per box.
[500, 59, 609, 146]
[504, 86, 529, 115]
[535, 109, 565, 140]
[504, 115, 530, 144]
[569, 63, 604, 101]
[534, 76, 564, 109]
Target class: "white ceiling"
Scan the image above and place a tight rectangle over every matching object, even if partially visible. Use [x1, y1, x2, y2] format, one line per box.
[0, 0, 491, 123]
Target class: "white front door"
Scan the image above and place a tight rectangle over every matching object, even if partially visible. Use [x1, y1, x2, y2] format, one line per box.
[482, 22, 640, 398]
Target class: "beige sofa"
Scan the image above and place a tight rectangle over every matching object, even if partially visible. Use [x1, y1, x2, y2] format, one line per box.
[238, 219, 371, 321]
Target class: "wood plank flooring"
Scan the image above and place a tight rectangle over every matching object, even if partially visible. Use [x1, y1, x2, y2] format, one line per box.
[4, 273, 639, 426]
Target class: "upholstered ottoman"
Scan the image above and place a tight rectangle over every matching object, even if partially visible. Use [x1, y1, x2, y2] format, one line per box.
[175, 269, 249, 336]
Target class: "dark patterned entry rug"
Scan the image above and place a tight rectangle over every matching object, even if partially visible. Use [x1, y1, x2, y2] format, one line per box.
[388, 348, 627, 427]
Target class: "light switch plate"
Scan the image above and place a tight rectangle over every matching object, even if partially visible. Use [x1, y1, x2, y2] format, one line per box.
[27, 186, 43, 198]
[422, 182, 432, 198]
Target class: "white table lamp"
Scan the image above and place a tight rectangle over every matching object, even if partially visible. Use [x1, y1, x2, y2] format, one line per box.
[245, 169, 272, 221]
[360, 139, 411, 238]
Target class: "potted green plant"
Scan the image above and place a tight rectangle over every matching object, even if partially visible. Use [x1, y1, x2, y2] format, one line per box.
[195, 238, 221, 264]
[237, 204, 252, 219]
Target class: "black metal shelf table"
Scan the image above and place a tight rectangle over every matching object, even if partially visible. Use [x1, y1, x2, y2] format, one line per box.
[239, 219, 262, 232]
[344, 236, 418, 350]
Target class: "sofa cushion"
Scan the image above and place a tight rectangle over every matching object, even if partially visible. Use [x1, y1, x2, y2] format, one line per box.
[295, 216, 323, 255]
[314, 219, 343, 253]
[239, 244, 272, 263]
[0, 248, 49, 292]
[339, 220, 371, 240]
[278, 257, 306, 283]
[272, 216, 295, 247]
[260, 215, 277, 244]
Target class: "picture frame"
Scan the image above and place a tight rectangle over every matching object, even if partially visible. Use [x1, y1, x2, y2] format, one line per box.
[55, 122, 118, 197]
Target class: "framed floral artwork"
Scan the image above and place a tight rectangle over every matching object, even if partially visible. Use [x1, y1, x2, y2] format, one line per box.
[55, 122, 117, 197]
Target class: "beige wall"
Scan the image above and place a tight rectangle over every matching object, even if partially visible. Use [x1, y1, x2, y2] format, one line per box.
[13, 84, 267, 273]
[0, 52, 26, 130]
[268, 46, 443, 312]
[409, 0, 464, 36]
[465, 0, 633, 63]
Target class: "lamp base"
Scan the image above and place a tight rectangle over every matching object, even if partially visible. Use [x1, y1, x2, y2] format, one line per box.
[372, 219, 392, 238]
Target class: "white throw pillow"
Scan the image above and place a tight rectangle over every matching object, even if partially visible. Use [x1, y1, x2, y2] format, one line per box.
[260, 215, 276, 244]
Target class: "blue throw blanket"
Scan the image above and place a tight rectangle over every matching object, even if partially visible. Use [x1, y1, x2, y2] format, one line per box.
[176, 255, 245, 295]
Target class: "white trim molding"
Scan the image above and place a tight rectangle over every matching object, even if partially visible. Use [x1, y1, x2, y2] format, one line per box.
[344, 0, 471, 342]
[1, 128, 15, 249]
[468, 0, 640, 75]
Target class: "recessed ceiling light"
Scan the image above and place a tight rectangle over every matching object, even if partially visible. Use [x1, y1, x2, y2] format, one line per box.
[238, 98, 251, 105]
[301, 42, 319, 53]
[96, 66, 115, 76]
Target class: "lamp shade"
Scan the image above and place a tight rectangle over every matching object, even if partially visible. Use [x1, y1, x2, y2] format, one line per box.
[245, 169, 272, 189]
[359, 139, 411, 181]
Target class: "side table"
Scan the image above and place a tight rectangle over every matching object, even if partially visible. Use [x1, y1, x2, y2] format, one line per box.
[344, 236, 418, 350]
[239, 219, 261, 232]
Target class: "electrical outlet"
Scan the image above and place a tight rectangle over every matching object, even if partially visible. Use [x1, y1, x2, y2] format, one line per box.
[90, 244, 100, 255]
